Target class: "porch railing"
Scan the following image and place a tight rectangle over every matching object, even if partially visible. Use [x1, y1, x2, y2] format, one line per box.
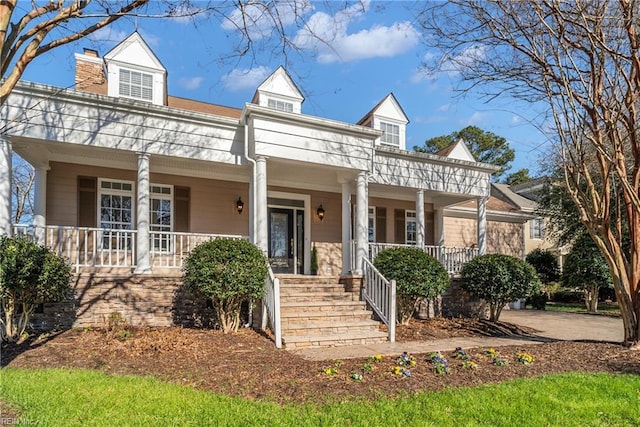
[368, 242, 479, 275]
[11, 225, 247, 271]
[262, 264, 282, 348]
[362, 257, 396, 342]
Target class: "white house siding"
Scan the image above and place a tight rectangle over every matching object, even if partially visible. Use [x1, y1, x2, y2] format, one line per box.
[444, 216, 524, 258]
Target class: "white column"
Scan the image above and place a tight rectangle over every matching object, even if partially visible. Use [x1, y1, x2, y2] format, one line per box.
[255, 156, 268, 253]
[134, 152, 151, 274]
[434, 208, 445, 247]
[416, 189, 425, 247]
[354, 172, 368, 274]
[33, 164, 49, 244]
[477, 196, 488, 255]
[341, 180, 352, 275]
[0, 136, 12, 236]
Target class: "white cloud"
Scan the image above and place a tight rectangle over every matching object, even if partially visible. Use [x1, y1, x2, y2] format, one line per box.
[437, 103, 451, 113]
[221, 0, 314, 40]
[221, 66, 271, 91]
[511, 115, 522, 124]
[293, 3, 418, 63]
[89, 27, 128, 43]
[464, 111, 491, 126]
[414, 115, 446, 125]
[412, 45, 487, 84]
[168, 4, 205, 24]
[178, 77, 204, 91]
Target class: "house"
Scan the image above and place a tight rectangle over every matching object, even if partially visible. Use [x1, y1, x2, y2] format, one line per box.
[0, 33, 525, 347]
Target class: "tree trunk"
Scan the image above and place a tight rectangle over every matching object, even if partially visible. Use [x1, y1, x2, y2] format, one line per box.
[584, 284, 599, 313]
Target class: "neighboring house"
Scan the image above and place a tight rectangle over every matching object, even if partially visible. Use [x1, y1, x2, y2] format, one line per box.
[0, 33, 529, 346]
[494, 179, 568, 269]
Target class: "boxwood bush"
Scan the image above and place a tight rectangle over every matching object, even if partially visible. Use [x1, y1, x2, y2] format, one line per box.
[1, 236, 72, 341]
[525, 248, 559, 284]
[373, 247, 450, 324]
[460, 254, 540, 321]
[183, 238, 268, 333]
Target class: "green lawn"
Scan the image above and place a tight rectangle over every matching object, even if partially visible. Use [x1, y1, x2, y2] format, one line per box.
[1, 368, 639, 426]
[544, 302, 621, 315]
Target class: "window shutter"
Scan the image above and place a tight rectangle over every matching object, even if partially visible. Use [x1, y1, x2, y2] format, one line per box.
[394, 209, 405, 244]
[174, 186, 190, 232]
[77, 176, 96, 227]
[376, 207, 387, 243]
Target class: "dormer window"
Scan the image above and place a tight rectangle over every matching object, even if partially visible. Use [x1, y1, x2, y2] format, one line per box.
[119, 69, 153, 101]
[380, 122, 400, 146]
[268, 98, 294, 112]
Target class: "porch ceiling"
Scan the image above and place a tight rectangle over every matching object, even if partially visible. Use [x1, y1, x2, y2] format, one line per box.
[368, 182, 476, 208]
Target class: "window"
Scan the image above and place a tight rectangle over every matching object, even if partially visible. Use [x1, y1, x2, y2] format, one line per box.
[405, 210, 417, 245]
[150, 185, 173, 252]
[268, 98, 294, 112]
[98, 179, 134, 250]
[380, 122, 400, 146]
[530, 217, 545, 239]
[119, 69, 153, 101]
[368, 207, 376, 242]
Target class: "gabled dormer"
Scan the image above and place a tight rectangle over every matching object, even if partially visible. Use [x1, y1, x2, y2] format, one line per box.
[436, 139, 476, 162]
[357, 93, 409, 150]
[252, 67, 304, 113]
[103, 32, 167, 106]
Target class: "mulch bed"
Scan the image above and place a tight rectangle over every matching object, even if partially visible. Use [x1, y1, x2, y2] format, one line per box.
[2, 319, 640, 405]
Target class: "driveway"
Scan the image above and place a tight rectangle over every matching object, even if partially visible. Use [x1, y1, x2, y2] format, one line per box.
[500, 309, 624, 343]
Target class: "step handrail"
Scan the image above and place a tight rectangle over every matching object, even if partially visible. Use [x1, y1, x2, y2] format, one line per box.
[362, 257, 396, 342]
[261, 264, 282, 348]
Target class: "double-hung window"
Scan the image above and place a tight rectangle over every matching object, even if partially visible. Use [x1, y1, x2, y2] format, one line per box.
[150, 185, 173, 252]
[405, 210, 417, 245]
[98, 179, 134, 250]
[380, 122, 400, 146]
[119, 69, 153, 101]
[530, 217, 544, 239]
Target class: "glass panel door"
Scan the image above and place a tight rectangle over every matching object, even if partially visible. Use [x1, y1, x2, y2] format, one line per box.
[269, 208, 294, 274]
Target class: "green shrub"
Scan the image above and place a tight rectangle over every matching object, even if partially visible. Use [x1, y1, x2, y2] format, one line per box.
[552, 288, 583, 303]
[183, 238, 268, 333]
[460, 254, 541, 321]
[0, 236, 72, 341]
[529, 293, 548, 310]
[525, 249, 560, 284]
[373, 248, 450, 325]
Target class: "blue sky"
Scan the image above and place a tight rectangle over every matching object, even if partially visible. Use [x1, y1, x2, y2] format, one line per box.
[21, 1, 550, 177]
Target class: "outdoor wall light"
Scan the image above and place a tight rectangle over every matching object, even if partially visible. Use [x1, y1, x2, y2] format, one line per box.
[236, 197, 245, 215]
[316, 204, 325, 221]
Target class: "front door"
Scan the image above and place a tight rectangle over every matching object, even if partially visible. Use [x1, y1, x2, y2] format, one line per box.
[268, 207, 304, 274]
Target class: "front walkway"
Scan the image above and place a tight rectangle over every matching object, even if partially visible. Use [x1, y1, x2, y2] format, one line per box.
[292, 310, 624, 361]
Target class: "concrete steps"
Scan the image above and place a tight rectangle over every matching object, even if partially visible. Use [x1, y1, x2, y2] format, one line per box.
[277, 275, 387, 349]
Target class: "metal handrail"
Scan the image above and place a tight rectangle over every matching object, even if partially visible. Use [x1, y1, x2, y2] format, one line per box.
[362, 257, 396, 342]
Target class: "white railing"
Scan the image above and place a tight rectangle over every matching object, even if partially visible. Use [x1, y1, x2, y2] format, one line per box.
[11, 225, 247, 271]
[262, 264, 282, 348]
[12, 225, 136, 272]
[362, 257, 396, 342]
[150, 231, 248, 268]
[367, 243, 479, 275]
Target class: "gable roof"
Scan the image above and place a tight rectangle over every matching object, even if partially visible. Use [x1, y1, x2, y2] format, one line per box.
[251, 66, 304, 104]
[436, 139, 476, 162]
[104, 31, 166, 72]
[492, 183, 537, 211]
[357, 93, 409, 126]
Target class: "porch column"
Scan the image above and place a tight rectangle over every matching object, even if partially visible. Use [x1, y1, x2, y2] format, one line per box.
[416, 189, 425, 247]
[341, 180, 352, 275]
[434, 208, 445, 246]
[255, 156, 268, 253]
[477, 195, 488, 255]
[354, 171, 368, 274]
[33, 163, 50, 244]
[0, 136, 12, 236]
[134, 152, 151, 274]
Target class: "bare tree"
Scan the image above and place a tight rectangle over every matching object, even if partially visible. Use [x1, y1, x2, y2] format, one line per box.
[11, 154, 33, 223]
[416, 0, 640, 347]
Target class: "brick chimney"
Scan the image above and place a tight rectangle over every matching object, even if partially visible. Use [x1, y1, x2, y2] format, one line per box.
[74, 48, 107, 95]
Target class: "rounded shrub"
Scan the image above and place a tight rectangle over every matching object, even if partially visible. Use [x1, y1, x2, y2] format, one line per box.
[525, 248, 560, 284]
[0, 236, 72, 341]
[460, 254, 540, 321]
[373, 247, 450, 325]
[183, 238, 268, 333]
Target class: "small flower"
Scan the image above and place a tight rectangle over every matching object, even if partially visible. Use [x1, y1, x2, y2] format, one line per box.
[453, 347, 469, 360]
[516, 352, 534, 365]
[392, 366, 411, 377]
[493, 357, 508, 366]
[368, 354, 383, 363]
[396, 352, 417, 367]
[429, 351, 450, 375]
[350, 371, 363, 382]
[323, 367, 338, 376]
[485, 348, 500, 359]
[462, 360, 478, 370]
[361, 363, 374, 372]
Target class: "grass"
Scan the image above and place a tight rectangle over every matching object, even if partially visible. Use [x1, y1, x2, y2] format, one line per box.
[544, 302, 621, 315]
[2, 368, 639, 426]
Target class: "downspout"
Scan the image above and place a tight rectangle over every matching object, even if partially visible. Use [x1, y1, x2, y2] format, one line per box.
[243, 117, 257, 328]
